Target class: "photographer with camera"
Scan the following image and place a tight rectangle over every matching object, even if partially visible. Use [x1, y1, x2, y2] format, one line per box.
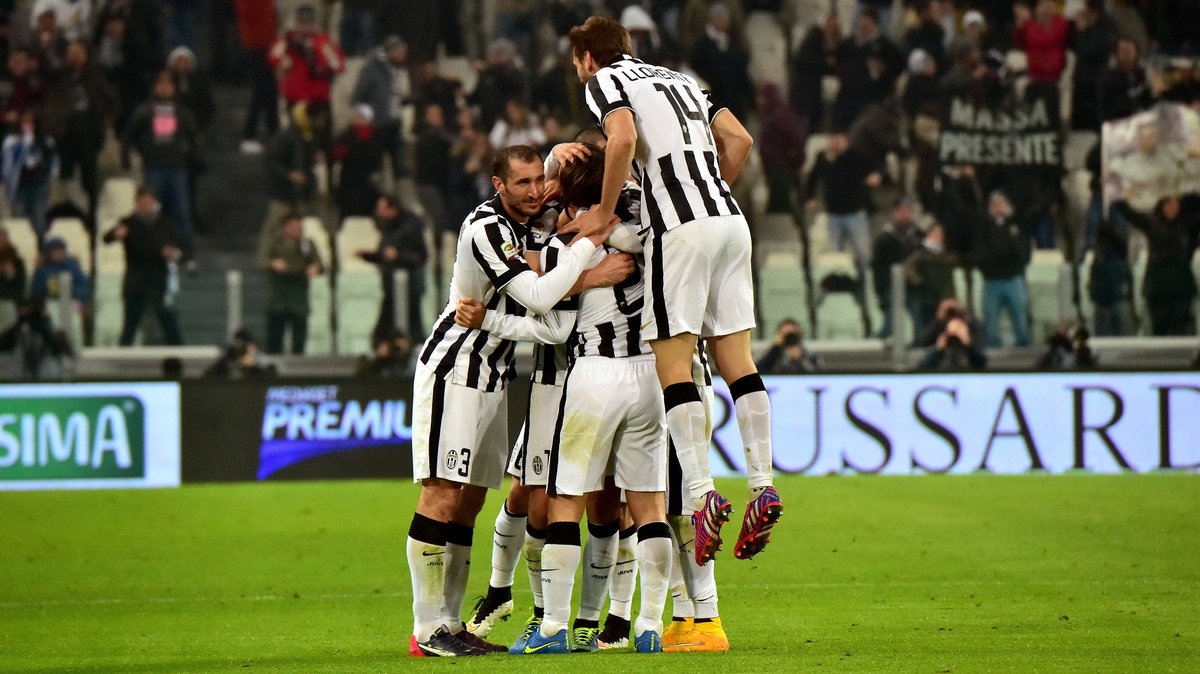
[1036, 320, 1097, 371]
[917, 308, 986, 372]
[204, 328, 278, 379]
[0, 296, 72, 381]
[756, 318, 822, 375]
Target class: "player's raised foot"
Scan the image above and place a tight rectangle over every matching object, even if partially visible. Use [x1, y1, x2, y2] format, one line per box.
[466, 589, 513, 638]
[521, 628, 570, 654]
[734, 486, 783, 560]
[508, 613, 542, 654]
[570, 621, 601, 652]
[683, 617, 730, 652]
[597, 614, 630, 649]
[691, 490, 734, 565]
[415, 626, 483, 656]
[661, 618, 696, 651]
[633, 630, 663, 653]
[454, 627, 507, 654]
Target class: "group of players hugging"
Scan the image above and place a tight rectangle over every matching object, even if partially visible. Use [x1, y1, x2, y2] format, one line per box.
[404, 16, 784, 656]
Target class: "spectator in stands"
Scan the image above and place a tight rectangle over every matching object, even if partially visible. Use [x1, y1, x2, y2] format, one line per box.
[902, 48, 941, 120]
[31, 0, 91, 43]
[1012, 0, 1069, 83]
[489, 97, 545, 151]
[204, 328, 277, 378]
[413, 60, 462, 132]
[358, 195, 427, 341]
[534, 39, 586, 126]
[447, 107, 491, 231]
[804, 132, 880, 273]
[791, 12, 839, 132]
[44, 40, 115, 225]
[354, 326, 413, 378]
[92, 12, 138, 131]
[332, 104, 383, 220]
[755, 318, 821, 374]
[1111, 121, 1180, 214]
[91, 0, 162, 90]
[832, 8, 902, 132]
[168, 47, 214, 129]
[905, 224, 958, 336]
[1085, 144, 1130, 337]
[902, 1, 945, 72]
[30, 9, 69, 73]
[679, 0, 744, 54]
[414, 102, 452, 234]
[958, 10, 993, 53]
[0, 227, 26, 322]
[269, 4, 345, 121]
[339, 0, 378, 57]
[122, 71, 199, 262]
[2, 109, 58, 243]
[1036, 320, 1096, 370]
[917, 310, 986, 371]
[0, 296, 72, 381]
[102, 187, 183, 346]
[689, 2, 754, 122]
[0, 49, 46, 135]
[621, 4, 663, 64]
[264, 212, 323, 355]
[257, 102, 318, 266]
[758, 82, 806, 214]
[235, 0, 279, 153]
[971, 190, 1032, 347]
[1099, 37, 1153, 123]
[871, 198, 924, 339]
[1112, 197, 1200, 336]
[470, 38, 525, 130]
[351, 34, 409, 179]
[30, 236, 88, 303]
[1069, 0, 1116, 131]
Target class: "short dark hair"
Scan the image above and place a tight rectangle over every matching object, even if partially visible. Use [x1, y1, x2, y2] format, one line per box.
[858, 7, 879, 24]
[573, 126, 606, 144]
[491, 145, 542, 182]
[557, 143, 605, 208]
[569, 16, 631, 68]
[135, 186, 155, 199]
[378, 195, 400, 211]
[280, 211, 303, 225]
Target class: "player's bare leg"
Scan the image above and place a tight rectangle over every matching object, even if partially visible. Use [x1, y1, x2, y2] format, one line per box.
[652, 333, 733, 565]
[706, 329, 783, 560]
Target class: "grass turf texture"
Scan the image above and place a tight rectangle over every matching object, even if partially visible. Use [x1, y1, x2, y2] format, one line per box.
[1, 474, 1196, 672]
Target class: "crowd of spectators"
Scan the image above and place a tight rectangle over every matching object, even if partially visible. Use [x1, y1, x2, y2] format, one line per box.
[0, 0, 1198, 374]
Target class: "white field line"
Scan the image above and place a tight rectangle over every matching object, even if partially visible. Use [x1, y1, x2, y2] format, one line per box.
[1, 579, 1195, 609]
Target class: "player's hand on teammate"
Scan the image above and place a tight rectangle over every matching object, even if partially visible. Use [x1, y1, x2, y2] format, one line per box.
[540, 177, 562, 208]
[589, 252, 635, 288]
[455, 298, 487, 329]
[561, 209, 620, 246]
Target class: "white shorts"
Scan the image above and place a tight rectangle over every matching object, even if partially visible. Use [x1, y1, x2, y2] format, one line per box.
[411, 361, 509, 489]
[507, 382, 564, 487]
[642, 215, 756, 341]
[549, 355, 667, 497]
[667, 384, 715, 517]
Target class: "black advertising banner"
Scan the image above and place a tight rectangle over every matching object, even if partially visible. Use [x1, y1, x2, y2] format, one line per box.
[938, 95, 1062, 167]
[180, 378, 530, 483]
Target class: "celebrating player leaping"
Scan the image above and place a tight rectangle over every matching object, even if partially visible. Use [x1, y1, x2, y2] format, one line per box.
[564, 16, 783, 565]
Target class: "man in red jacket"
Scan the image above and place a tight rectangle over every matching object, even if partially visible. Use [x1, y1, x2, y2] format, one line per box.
[236, 0, 280, 153]
[1013, 0, 1069, 82]
[269, 5, 344, 113]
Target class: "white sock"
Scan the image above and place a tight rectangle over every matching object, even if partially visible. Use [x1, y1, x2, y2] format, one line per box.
[607, 526, 638, 620]
[406, 514, 448, 641]
[441, 523, 473, 630]
[523, 525, 547, 609]
[666, 516, 694, 619]
[578, 520, 619, 622]
[488, 503, 526, 589]
[670, 514, 719, 620]
[664, 383, 715, 507]
[731, 375, 774, 492]
[633, 522, 673, 637]
[539, 522, 581, 637]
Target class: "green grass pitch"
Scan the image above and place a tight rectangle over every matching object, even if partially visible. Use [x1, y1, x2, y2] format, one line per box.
[1, 474, 1196, 672]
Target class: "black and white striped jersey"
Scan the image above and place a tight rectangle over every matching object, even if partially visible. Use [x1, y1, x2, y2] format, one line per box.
[570, 185, 651, 359]
[528, 220, 572, 387]
[584, 54, 741, 233]
[418, 195, 594, 392]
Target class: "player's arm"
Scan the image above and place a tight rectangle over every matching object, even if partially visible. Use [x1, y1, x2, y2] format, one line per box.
[711, 108, 754, 185]
[456, 298, 576, 345]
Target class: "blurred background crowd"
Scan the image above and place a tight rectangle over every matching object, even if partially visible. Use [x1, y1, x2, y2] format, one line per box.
[0, 0, 1197, 381]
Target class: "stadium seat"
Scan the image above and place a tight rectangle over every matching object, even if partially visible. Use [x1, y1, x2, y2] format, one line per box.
[335, 217, 382, 354]
[4, 218, 39, 268]
[1028, 249, 1066, 340]
[746, 11, 788, 90]
[302, 217, 333, 354]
